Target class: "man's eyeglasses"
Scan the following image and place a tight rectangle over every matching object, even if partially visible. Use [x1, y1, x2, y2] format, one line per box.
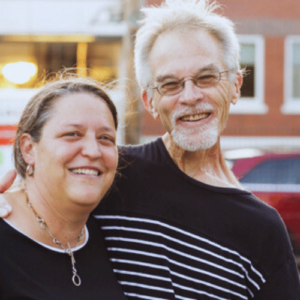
[148, 69, 231, 96]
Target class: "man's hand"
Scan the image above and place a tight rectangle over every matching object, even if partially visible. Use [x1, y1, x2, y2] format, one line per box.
[0, 170, 17, 217]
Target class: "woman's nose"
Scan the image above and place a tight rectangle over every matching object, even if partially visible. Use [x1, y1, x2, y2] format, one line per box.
[81, 137, 102, 159]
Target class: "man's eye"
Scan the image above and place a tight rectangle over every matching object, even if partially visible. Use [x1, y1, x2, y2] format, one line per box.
[160, 81, 181, 93]
[162, 81, 180, 88]
[197, 74, 218, 84]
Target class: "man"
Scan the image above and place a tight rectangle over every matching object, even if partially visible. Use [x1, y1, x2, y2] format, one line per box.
[1, 0, 300, 299]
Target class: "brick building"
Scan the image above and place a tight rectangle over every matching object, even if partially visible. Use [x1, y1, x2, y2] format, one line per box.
[139, 0, 300, 152]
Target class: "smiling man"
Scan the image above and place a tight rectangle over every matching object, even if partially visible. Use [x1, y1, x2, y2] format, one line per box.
[1, 0, 300, 299]
[97, 1, 300, 299]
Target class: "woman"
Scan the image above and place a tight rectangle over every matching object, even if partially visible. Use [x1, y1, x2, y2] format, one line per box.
[0, 76, 127, 299]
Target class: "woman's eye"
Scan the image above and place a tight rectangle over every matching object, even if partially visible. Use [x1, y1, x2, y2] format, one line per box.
[65, 132, 80, 137]
[99, 135, 115, 144]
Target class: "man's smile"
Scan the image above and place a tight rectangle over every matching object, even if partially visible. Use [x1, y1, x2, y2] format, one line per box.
[179, 113, 211, 122]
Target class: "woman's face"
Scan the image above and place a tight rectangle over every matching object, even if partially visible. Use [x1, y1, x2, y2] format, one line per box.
[30, 92, 118, 210]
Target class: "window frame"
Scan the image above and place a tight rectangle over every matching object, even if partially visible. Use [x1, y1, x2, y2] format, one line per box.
[281, 35, 300, 114]
[230, 35, 268, 115]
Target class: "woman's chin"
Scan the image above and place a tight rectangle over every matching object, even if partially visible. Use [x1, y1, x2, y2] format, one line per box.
[67, 190, 105, 209]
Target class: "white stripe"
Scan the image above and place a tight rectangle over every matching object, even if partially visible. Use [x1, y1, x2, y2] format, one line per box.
[111, 258, 253, 299]
[110, 258, 170, 271]
[175, 295, 197, 300]
[103, 226, 246, 268]
[169, 257, 246, 289]
[106, 238, 245, 278]
[248, 288, 254, 298]
[119, 281, 174, 293]
[110, 256, 247, 290]
[95, 214, 265, 284]
[170, 270, 248, 300]
[103, 226, 256, 283]
[108, 235, 259, 291]
[172, 282, 231, 300]
[124, 292, 169, 300]
[113, 269, 172, 282]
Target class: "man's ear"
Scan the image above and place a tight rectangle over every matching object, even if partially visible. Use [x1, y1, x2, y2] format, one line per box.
[231, 71, 243, 105]
[142, 90, 159, 119]
[19, 133, 36, 166]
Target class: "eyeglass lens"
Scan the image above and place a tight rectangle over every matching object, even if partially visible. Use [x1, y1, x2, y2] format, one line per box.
[158, 70, 221, 95]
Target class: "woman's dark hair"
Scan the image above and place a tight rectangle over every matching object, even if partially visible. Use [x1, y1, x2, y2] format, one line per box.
[14, 75, 118, 178]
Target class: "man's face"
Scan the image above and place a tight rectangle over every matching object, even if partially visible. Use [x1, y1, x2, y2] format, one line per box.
[145, 28, 241, 151]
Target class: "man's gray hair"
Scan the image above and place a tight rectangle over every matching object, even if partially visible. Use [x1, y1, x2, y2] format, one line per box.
[134, 0, 241, 90]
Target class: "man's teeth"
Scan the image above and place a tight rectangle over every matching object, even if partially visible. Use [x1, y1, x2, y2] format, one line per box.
[71, 169, 99, 175]
[181, 113, 209, 121]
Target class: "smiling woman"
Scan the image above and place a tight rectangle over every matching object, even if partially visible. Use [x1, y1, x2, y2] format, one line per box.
[0, 75, 126, 300]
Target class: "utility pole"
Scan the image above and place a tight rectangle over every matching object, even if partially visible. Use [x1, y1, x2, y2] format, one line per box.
[121, 0, 145, 145]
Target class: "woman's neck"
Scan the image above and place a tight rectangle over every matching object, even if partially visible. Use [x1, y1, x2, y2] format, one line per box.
[5, 185, 89, 249]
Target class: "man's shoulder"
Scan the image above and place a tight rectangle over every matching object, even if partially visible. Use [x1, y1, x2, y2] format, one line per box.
[117, 138, 165, 166]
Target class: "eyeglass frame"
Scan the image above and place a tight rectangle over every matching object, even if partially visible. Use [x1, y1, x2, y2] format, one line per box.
[148, 69, 233, 96]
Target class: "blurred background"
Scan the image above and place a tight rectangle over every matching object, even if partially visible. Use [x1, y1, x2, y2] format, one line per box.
[0, 0, 299, 265]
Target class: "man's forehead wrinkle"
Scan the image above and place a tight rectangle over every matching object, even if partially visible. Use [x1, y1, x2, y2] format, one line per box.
[155, 63, 220, 82]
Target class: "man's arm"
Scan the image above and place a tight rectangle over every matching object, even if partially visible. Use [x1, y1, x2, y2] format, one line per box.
[0, 170, 17, 217]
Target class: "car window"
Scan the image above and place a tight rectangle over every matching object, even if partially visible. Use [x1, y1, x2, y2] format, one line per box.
[240, 157, 300, 184]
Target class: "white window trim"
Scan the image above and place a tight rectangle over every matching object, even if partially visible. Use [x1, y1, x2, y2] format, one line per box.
[230, 35, 268, 115]
[281, 35, 300, 114]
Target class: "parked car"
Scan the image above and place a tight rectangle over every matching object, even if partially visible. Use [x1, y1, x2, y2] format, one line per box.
[230, 153, 300, 262]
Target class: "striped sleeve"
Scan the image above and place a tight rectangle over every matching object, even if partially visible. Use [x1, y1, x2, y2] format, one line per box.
[94, 214, 266, 300]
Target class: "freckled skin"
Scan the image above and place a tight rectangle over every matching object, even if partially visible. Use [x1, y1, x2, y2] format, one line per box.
[143, 28, 243, 189]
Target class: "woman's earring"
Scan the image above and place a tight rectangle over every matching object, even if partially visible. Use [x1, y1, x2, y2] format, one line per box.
[26, 164, 34, 176]
[152, 108, 159, 119]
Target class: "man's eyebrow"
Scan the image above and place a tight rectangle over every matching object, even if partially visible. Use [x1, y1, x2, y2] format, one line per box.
[156, 75, 178, 83]
[195, 64, 219, 73]
[155, 64, 219, 83]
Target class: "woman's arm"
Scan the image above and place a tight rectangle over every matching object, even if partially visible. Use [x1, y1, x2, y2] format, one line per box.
[0, 170, 17, 217]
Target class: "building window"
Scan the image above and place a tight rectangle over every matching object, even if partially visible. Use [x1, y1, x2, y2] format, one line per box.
[230, 35, 268, 114]
[0, 39, 122, 125]
[282, 36, 300, 114]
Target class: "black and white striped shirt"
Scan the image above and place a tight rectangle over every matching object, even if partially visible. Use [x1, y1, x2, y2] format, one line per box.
[94, 139, 300, 300]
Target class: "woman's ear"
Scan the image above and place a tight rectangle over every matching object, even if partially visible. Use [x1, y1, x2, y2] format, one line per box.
[19, 133, 36, 166]
[142, 90, 159, 119]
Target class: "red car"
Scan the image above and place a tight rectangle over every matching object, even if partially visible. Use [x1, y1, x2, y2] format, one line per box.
[230, 153, 300, 263]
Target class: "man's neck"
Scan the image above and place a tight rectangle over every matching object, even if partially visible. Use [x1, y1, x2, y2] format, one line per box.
[162, 133, 243, 189]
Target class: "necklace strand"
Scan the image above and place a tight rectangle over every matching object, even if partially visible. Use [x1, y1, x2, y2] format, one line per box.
[25, 193, 85, 286]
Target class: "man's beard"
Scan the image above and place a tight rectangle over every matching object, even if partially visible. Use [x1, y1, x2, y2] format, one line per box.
[170, 104, 219, 152]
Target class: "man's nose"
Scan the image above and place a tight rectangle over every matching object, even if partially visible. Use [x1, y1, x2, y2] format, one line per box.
[178, 79, 204, 105]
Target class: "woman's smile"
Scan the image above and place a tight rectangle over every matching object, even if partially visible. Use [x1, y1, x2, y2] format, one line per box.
[31, 92, 118, 210]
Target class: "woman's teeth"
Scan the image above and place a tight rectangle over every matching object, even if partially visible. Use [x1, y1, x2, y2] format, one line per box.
[71, 168, 99, 176]
[180, 113, 209, 121]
